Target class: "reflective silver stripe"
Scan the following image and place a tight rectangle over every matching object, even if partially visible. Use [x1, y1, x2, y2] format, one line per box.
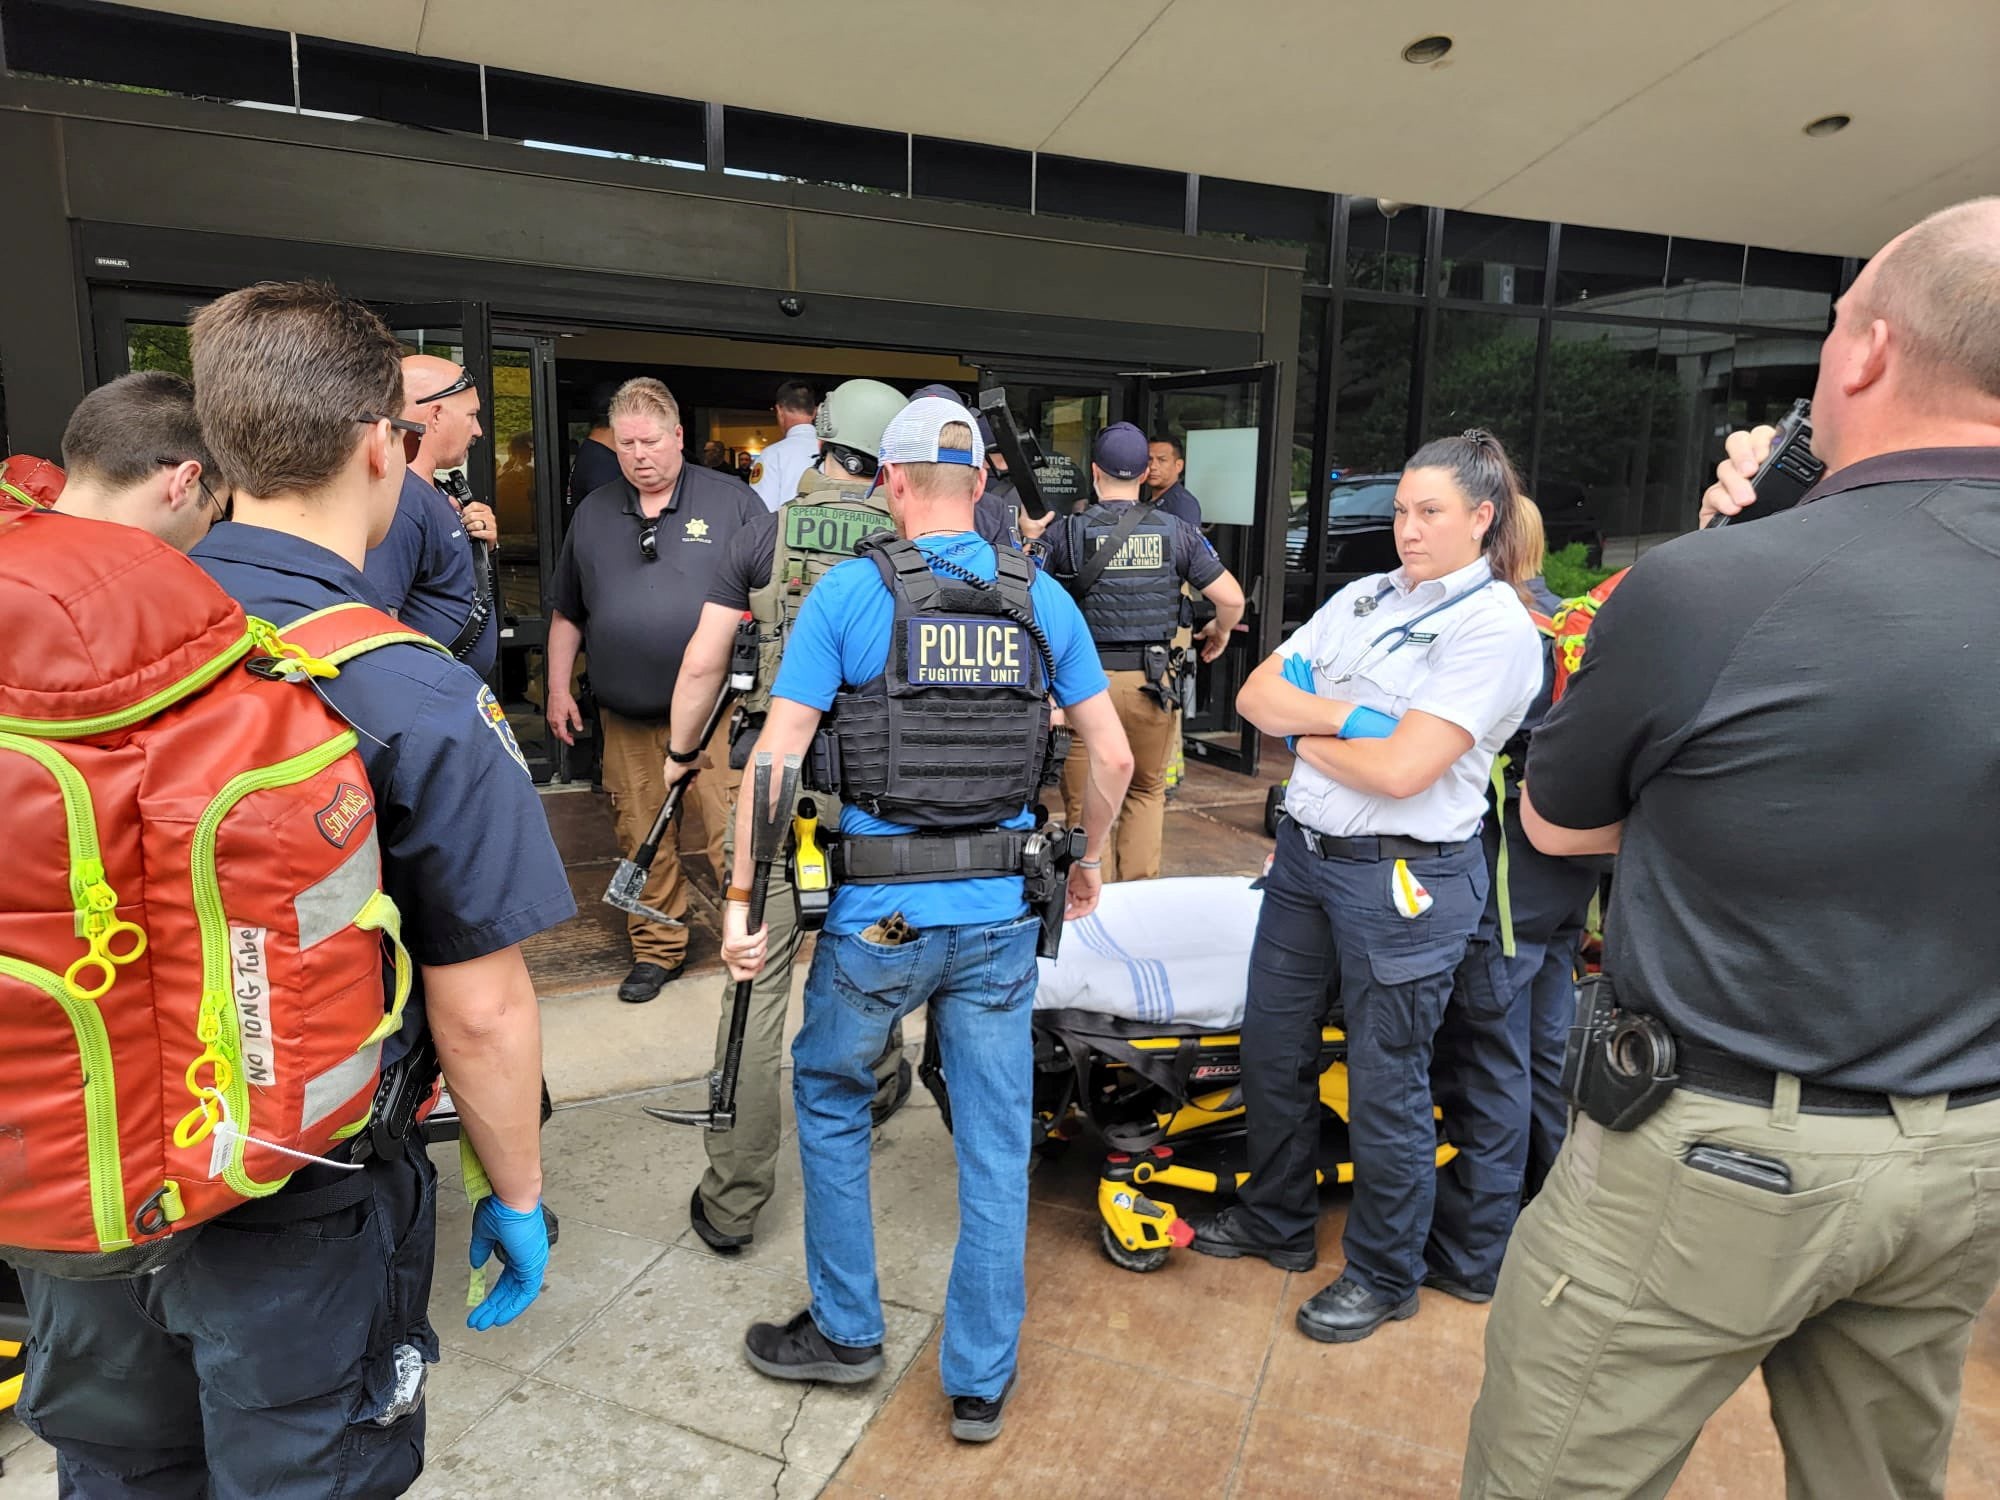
[301, 1043, 382, 1133]
[295, 838, 380, 952]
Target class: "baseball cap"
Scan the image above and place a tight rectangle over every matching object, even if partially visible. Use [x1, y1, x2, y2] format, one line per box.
[1093, 422, 1150, 481]
[879, 396, 984, 468]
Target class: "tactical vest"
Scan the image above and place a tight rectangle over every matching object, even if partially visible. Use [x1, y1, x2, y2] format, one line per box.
[745, 470, 894, 716]
[1060, 502, 1185, 667]
[816, 537, 1053, 831]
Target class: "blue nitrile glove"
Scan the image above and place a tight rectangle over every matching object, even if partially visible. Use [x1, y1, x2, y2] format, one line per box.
[467, 1195, 550, 1332]
[1282, 653, 1316, 752]
[1339, 705, 1400, 740]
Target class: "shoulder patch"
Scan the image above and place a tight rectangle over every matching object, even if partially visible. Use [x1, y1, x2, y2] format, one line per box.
[476, 684, 531, 775]
[315, 782, 375, 848]
[749, 462, 765, 485]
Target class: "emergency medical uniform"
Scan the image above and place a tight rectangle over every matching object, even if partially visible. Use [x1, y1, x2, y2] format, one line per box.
[750, 421, 820, 512]
[1424, 619, 1602, 1293]
[773, 519, 1104, 1403]
[16, 522, 574, 1499]
[364, 467, 497, 678]
[1047, 497, 1222, 880]
[1229, 556, 1540, 1308]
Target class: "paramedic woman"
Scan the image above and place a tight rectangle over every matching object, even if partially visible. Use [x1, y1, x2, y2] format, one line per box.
[1188, 431, 1545, 1345]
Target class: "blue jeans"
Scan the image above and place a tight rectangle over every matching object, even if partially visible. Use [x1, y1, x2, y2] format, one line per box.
[792, 913, 1040, 1400]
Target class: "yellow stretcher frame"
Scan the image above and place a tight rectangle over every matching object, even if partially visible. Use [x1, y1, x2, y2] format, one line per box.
[1092, 1025, 1459, 1271]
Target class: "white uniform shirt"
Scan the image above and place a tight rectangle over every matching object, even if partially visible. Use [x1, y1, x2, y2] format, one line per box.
[750, 422, 821, 511]
[1276, 556, 1542, 843]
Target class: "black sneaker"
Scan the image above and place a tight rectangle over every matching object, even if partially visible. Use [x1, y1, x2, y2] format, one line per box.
[871, 1057, 914, 1128]
[743, 1309, 883, 1385]
[950, 1373, 1017, 1443]
[1295, 1274, 1420, 1344]
[689, 1188, 751, 1256]
[618, 961, 684, 1004]
[1422, 1269, 1494, 1304]
[1184, 1207, 1318, 1272]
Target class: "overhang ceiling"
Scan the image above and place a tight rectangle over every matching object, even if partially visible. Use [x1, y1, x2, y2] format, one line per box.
[116, 0, 2000, 256]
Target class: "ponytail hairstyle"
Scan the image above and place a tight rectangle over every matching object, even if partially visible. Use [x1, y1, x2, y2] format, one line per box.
[1404, 429, 1533, 604]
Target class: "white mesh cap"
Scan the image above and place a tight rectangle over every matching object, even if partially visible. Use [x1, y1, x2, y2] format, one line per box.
[878, 396, 985, 469]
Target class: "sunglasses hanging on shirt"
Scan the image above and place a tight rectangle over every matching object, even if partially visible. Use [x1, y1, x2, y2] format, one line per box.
[638, 520, 659, 562]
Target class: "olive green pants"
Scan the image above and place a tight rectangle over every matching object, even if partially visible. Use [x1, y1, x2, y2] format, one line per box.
[697, 793, 905, 1237]
[1461, 1085, 2000, 1500]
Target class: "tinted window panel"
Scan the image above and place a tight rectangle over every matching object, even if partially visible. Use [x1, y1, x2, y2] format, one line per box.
[1345, 199, 1427, 294]
[1036, 154, 1185, 230]
[487, 70, 703, 165]
[1743, 246, 1842, 331]
[912, 136, 1032, 212]
[725, 107, 905, 193]
[297, 36, 481, 133]
[3, 0, 291, 105]
[1439, 212, 1547, 305]
[1555, 225, 1668, 311]
[1200, 177, 1331, 281]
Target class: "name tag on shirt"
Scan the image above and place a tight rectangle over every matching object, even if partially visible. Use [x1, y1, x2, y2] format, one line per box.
[1098, 532, 1165, 571]
[785, 504, 883, 555]
[907, 617, 1030, 687]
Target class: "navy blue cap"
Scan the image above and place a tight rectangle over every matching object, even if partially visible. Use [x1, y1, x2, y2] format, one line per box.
[908, 383, 963, 404]
[1093, 422, 1150, 481]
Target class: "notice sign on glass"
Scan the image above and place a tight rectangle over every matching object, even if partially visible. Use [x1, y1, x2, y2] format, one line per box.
[1185, 428, 1260, 526]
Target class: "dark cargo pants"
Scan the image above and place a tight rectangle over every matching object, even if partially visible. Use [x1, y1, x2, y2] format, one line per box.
[1427, 804, 1599, 1291]
[1236, 817, 1486, 1299]
[13, 1148, 437, 1500]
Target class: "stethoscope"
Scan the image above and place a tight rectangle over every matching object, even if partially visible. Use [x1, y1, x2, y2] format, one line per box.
[1324, 577, 1496, 684]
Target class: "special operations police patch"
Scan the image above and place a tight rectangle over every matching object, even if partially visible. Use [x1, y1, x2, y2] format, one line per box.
[476, 684, 531, 774]
[785, 504, 883, 556]
[907, 616, 1031, 687]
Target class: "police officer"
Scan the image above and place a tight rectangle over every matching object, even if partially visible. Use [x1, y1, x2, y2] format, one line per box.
[13, 283, 575, 1497]
[662, 377, 914, 1255]
[1422, 529, 1602, 1301]
[1045, 422, 1244, 881]
[906, 384, 1034, 554]
[364, 354, 501, 679]
[1190, 431, 1543, 1346]
[725, 396, 1133, 1442]
[1143, 434, 1202, 528]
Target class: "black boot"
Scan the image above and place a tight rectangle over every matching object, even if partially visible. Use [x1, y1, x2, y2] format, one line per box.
[618, 960, 683, 1003]
[1184, 1206, 1318, 1272]
[1295, 1274, 1420, 1343]
[689, 1188, 751, 1256]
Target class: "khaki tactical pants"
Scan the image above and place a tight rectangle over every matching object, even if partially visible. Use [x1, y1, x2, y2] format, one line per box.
[697, 790, 906, 1237]
[1061, 667, 1178, 882]
[1461, 1085, 2000, 1500]
[599, 708, 738, 968]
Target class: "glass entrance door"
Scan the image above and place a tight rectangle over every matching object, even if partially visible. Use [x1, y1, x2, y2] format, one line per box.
[1135, 364, 1282, 776]
[974, 368, 1127, 508]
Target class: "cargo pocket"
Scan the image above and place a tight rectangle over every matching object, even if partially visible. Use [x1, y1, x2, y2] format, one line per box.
[1365, 942, 1463, 1052]
[829, 931, 926, 1017]
[1645, 1159, 1862, 1337]
[1453, 944, 1515, 1022]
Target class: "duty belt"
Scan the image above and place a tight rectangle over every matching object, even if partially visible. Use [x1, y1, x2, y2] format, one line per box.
[1289, 821, 1464, 863]
[1675, 1036, 2000, 1117]
[833, 829, 1031, 885]
[1097, 645, 1166, 672]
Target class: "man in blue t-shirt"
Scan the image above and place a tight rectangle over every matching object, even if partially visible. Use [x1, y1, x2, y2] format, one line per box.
[363, 354, 500, 678]
[725, 397, 1133, 1443]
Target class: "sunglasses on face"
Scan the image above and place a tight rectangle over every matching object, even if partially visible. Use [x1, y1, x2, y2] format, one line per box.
[355, 412, 428, 463]
[156, 457, 231, 530]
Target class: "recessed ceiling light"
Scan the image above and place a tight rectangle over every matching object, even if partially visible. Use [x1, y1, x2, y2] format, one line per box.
[1804, 114, 1851, 138]
[1402, 35, 1453, 65]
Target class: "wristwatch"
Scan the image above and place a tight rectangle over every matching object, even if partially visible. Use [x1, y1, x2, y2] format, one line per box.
[666, 745, 701, 765]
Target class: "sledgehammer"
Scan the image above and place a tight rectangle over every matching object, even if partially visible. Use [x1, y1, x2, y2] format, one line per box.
[601, 679, 744, 927]
[644, 751, 798, 1132]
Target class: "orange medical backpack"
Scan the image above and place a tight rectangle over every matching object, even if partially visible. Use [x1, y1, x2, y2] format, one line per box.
[1547, 567, 1631, 705]
[0, 507, 432, 1276]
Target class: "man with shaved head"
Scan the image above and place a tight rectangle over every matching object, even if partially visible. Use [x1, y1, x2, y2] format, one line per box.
[363, 353, 501, 677]
[1459, 198, 2000, 1498]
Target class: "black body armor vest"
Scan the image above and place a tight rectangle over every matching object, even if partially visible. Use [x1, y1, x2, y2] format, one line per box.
[1061, 502, 1185, 664]
[817, 537, 1053, 830]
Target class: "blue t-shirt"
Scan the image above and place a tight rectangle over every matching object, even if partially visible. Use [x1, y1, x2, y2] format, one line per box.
[771, 532, 1108, 935]
[191, 522, 576, 1067]
[362, 469, 496, 679]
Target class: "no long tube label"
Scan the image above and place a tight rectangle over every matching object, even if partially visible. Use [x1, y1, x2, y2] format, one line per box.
[906, 616, 1030, 687]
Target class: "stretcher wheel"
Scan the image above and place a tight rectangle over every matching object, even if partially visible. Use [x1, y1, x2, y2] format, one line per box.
[1100, 1223, 1170, 1274]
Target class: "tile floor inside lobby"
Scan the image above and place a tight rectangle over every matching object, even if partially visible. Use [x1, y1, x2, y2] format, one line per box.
[4, 756, 1997, 1498]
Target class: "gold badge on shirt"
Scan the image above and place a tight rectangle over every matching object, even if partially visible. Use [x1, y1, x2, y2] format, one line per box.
[684, 517, 711, 542]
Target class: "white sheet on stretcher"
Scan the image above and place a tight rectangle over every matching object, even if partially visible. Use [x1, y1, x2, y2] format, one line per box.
[1035, 876, 1264, 1032]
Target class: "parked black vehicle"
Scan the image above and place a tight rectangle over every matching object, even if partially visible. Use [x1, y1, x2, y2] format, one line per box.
[1285, 474, 1603, 624]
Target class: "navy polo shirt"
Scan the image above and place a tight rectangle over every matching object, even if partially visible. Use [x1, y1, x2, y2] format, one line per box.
[1042, 502, 1225, 591]
[362, 469, 497, 679]
[1148, 481, 1201, 529]
[191, 522, 576, 1068]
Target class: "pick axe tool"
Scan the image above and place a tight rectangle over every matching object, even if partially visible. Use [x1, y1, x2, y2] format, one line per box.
[602, 686, 740, 925]
[644, 750, 800, 1132]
